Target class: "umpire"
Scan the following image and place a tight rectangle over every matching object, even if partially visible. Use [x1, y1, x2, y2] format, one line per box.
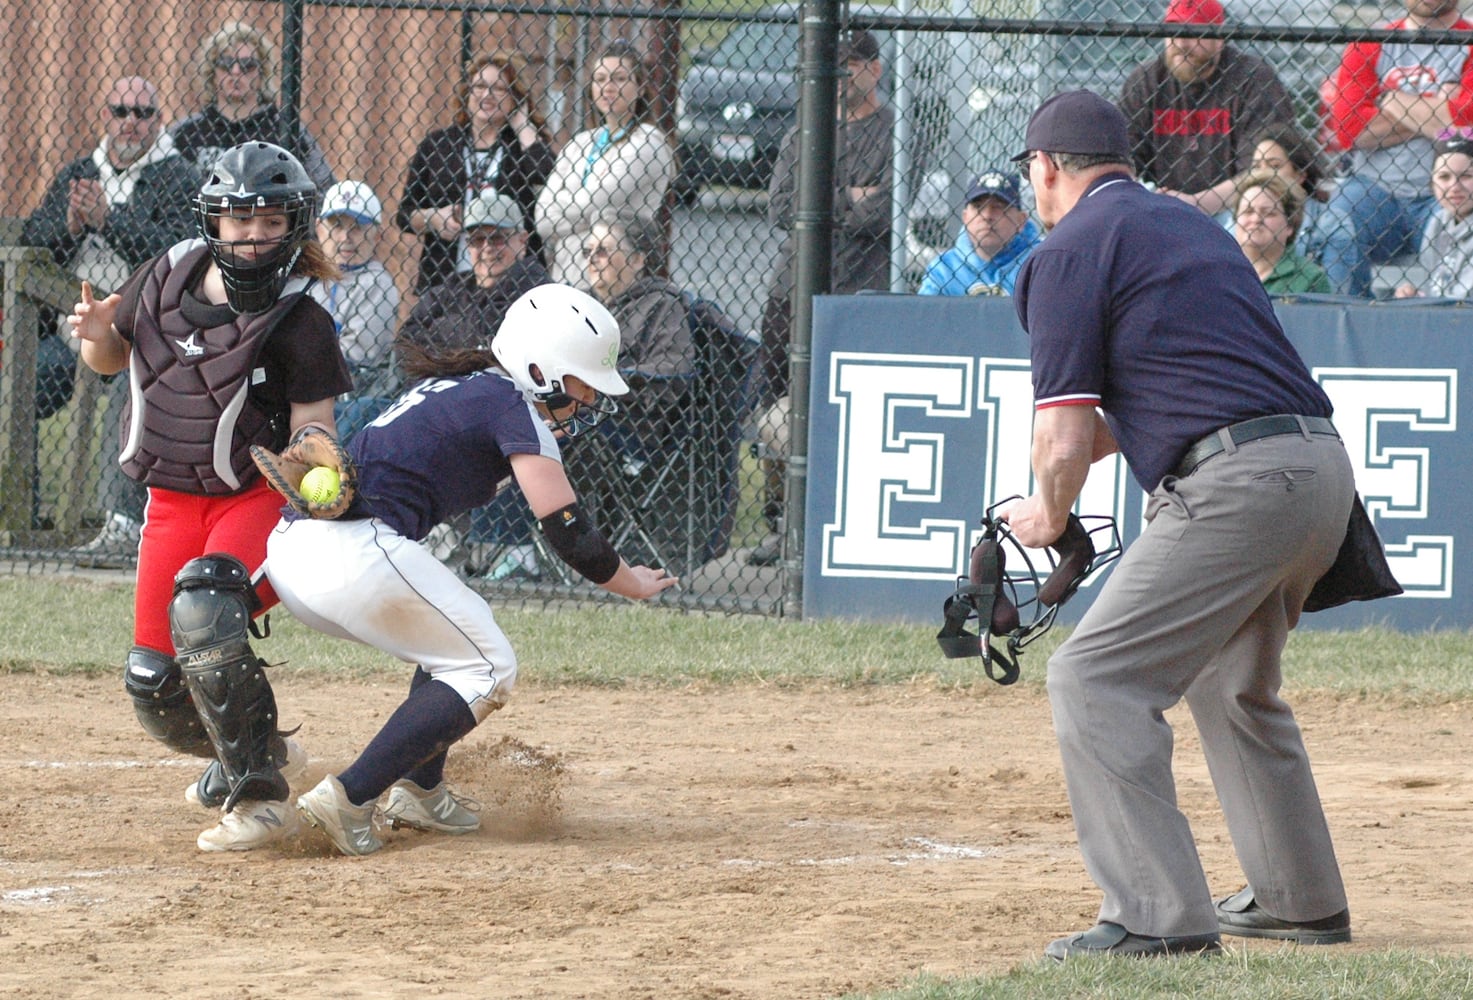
[1003, 90, 1355, 959]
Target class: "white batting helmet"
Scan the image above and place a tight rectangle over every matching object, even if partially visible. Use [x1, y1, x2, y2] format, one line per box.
[493, 284, 628, 399]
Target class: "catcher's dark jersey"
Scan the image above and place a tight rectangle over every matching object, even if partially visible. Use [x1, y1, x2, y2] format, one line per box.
[112, 240, 351, 494]
[1014, 173, 1332, 491]
[339, 370, 560, 542]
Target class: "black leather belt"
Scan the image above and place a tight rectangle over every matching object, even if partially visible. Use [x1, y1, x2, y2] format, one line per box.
[1174, 414, 1339, 478]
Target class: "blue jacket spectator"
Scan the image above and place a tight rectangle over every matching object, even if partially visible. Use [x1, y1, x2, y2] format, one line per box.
[919, 170, 1042, 296]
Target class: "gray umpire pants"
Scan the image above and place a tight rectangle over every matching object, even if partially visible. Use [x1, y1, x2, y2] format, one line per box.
[1047, 430, 1354, 938]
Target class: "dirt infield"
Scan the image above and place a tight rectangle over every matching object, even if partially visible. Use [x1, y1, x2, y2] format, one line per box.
[1, 674, 1469, 999]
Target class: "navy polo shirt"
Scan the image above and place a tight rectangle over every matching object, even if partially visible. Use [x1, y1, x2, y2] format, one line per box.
[1013, 172, 1332, 491]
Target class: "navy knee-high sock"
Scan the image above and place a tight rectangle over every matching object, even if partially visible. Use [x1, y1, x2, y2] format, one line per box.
[404, 667, 452, 790]
[338, 669, 476, 807]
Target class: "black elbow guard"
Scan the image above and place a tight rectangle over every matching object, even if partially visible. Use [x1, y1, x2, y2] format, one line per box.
[539, 503, 621, 584]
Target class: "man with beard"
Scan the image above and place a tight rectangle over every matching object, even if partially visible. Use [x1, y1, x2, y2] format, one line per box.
[1322, 0, 1473, 296]
[1118, 0, 1295, 216]
[23, 75, 201, 560]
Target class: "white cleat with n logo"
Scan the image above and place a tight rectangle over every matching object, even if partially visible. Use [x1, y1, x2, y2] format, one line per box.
[196, 799, 299, 852]
[296, 776, 383, 856]
[382, 780, 482, 834]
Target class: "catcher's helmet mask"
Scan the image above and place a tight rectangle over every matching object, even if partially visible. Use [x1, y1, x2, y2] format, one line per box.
[194, 141, 317, 314]
[937, 496, 1122, 684]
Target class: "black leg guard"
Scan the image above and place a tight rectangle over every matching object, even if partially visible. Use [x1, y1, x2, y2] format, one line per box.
[189, 734, 299, 809]
[170, 554, 288, 811]
[124, 646, 214, 756]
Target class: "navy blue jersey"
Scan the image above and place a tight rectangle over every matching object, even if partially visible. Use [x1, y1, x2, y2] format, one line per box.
[342, 370, 559, 540]
[1013, 173, 1333, 491]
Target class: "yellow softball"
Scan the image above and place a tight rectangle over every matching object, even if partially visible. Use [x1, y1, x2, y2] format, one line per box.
[300, 466, 341, 505]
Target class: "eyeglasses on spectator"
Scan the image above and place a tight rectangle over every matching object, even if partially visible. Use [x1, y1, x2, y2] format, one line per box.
[215, 55, 261, 73]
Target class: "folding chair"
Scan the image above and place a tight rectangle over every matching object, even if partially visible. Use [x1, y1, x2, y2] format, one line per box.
[550, 304, 758, 581]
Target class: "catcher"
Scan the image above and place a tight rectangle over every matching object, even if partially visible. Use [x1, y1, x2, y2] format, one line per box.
[259, 283, 676, 856]
[68, 141, 353, 852]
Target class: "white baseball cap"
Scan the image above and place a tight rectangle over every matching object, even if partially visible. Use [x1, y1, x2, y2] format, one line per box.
[463, 191, 523, 231]
[319, 180, 383, 225]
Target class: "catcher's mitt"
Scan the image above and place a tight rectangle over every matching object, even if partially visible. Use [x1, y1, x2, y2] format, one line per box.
[250, 425, 357, 519]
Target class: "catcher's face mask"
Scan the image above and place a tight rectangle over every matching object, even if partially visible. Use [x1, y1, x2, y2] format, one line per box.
[937, 497, 1122, 684]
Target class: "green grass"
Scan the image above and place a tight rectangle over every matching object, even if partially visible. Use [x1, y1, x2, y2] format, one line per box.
[841, 949, 1473, 999]
[6, 574, 1473, 999]
[6, 575, 1473, 700]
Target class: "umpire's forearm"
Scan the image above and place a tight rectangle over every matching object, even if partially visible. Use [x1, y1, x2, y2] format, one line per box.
[1029, 404, 1096, 533]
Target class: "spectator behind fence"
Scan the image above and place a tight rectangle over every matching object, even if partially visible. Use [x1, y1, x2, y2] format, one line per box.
[1321, 0, 1473, 297]
[1233, 172, 1333, 294]
[1396, 129, 1473, 298]
[752, 28, 893, 567]
[535, 41, 675, 287]
[171, 21, 335, 192]
[582, 214, 695, 464]
[397, 192, 550, 582]
[397, 53, 556, 293]
[917, 169, 1042, 296]
[396, 192, 548, 354]
[23, 75, 201, 559]
[1230, 122, 1353, 273]
[1119, 0, 1295, 217]
[311, 180, 401, 440]
[584, 215, 753, 574]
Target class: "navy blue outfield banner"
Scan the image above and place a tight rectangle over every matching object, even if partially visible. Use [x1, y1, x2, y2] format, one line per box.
[804, 294, 1463, 630]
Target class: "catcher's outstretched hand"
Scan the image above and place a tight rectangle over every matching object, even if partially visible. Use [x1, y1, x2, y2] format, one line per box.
[69, 281, 122, 344]
[250, 426, 357, 519]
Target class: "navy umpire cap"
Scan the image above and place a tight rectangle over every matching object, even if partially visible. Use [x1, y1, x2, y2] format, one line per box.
[1011, 90, 1131, 163]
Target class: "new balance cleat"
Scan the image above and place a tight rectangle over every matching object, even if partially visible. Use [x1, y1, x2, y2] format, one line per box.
[297, 775, 383, 856]
[196, 799, 298, 852]
[382, 780, 482, 834]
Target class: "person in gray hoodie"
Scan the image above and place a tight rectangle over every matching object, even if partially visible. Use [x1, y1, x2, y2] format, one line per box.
[1396, 129, 1473, 299]
[24, 75, 201, 561]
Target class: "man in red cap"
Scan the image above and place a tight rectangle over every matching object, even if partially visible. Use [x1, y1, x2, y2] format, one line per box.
[1118, 0, 1295, 215]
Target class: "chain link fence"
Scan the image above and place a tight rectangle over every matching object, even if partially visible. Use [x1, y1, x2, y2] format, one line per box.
[0, 0, 1458, 614]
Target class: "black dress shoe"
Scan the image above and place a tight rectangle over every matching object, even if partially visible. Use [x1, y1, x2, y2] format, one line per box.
[1215, 886, 1351, 944]
[1044, 921, 1222, 960]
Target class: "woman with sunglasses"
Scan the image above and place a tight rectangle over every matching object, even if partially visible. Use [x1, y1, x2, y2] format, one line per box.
[397, 53, 556, 293]
[171, 21, 336, 192]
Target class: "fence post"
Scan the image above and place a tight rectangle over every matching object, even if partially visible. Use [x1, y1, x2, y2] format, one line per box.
[0, 244, 98, 537]
[280, 0, 307, 147]
[0, 249, 42, 535]
[786, 0, 841, 618]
